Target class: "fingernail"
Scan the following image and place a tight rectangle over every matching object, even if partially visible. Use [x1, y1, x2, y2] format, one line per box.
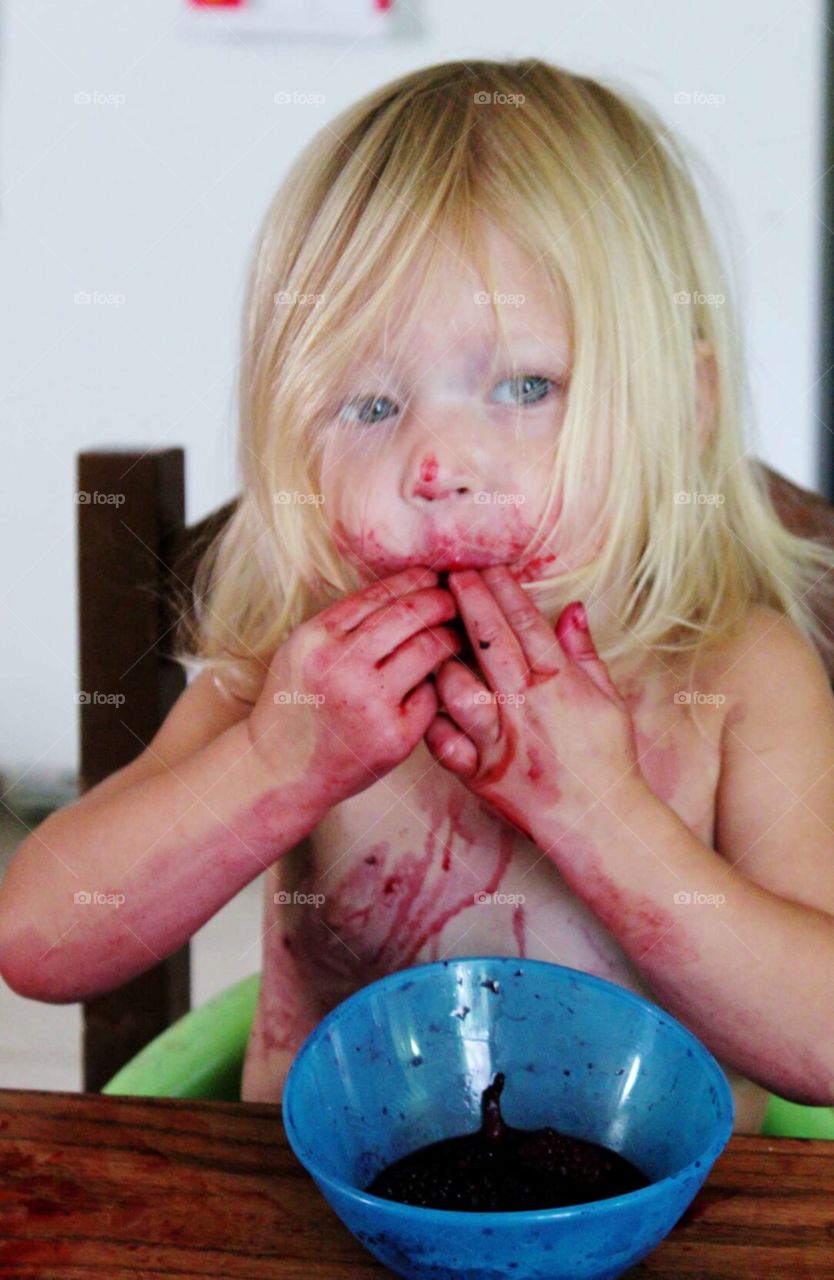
[574, 603, 588, 630]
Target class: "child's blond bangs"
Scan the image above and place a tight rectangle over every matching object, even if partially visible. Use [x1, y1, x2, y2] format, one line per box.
[174, 57, 834, 703]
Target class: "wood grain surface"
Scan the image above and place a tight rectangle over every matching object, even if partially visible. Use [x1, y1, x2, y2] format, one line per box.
[0, 1088, 832, 1278]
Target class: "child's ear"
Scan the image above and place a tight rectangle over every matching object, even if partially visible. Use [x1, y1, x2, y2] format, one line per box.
[694, 337, 717, 454]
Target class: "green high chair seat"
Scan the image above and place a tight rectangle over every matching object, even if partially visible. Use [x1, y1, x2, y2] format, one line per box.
[100, 971, 834, 1138]
[762, 1092, 834, 1139]
[102, 973, 260, 1102]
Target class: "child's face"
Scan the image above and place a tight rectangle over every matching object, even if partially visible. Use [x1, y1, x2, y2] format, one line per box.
[319, 221, 599, 585]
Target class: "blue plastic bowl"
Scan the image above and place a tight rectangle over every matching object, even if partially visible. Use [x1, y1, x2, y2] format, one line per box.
[282, 956, 734, 1280]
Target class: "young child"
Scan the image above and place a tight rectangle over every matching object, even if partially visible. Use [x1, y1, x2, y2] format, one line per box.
[3, 58, 834, 1135]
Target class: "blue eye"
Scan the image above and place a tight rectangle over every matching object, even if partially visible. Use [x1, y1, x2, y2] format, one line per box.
[338, 374, 558, 425]
[339, 395, 398, 425]
[491, 375, 554, 406]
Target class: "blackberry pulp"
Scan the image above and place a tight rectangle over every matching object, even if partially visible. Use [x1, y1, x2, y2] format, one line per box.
[366, 1072, 650, 1211]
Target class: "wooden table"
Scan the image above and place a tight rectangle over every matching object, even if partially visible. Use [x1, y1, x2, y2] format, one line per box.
[0, 1088, 832, 1277]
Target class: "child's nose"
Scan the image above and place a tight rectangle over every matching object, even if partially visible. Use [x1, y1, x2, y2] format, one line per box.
[408, 448, 480, 503]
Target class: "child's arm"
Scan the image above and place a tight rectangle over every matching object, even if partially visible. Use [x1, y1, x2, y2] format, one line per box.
[0, 566, 461, 1004]
[531, 606, 834, 1106]
[0, 669, 318, 1003]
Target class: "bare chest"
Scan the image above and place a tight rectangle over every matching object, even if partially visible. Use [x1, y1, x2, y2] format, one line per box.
[282, 659, 727, 1008]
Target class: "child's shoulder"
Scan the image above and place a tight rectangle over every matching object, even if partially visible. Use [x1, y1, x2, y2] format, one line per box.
[711, 603, 831, 727]
[726, 601, 820, 657]
[626, 603, 831, 744]
[212, 662, 267, 706]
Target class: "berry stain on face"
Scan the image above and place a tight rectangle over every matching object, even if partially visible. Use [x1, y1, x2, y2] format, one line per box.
[415, 453, 439, 495]
[331, 517, 558, 584]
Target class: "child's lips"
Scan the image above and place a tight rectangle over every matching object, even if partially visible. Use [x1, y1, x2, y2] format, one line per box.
[420, 542, 514, 573]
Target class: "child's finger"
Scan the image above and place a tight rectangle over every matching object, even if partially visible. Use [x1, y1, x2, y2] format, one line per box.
[379, 626, 462, 695]
[323, 566, 439, 635]
[556, 603, 622, 702]
[434, 658, 500, 751]
[446, 569, 531, 693]
[354, 588, 458, 664]
[424, 712, 479, 776]
[400, 680, 441, 739]
[479, 564, 563, 678]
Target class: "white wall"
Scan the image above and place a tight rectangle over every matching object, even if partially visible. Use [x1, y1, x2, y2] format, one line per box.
[1, 0, 826, 775]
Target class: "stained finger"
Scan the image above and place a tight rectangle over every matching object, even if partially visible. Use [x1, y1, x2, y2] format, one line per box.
[555, 602, 623, 701]
[424, 712, 479, 776]
[446, 569, 529, 693]
[323, 566, 439, 634]
[435, 657, 501, 747]
[480, 563, 563, 678]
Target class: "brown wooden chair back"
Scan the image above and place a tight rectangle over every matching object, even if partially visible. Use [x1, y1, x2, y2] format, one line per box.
[77, 448, 237, 1091]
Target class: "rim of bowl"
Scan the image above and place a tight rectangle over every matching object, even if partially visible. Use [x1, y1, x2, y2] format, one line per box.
[282, 955, 735, 1224]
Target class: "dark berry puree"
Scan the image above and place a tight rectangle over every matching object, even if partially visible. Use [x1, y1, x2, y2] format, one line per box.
[366, 1072, 650, 1211]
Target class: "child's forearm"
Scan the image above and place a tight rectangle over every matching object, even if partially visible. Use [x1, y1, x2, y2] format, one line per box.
[0, 721, 325, 1003]
[529, 784, 834, 1106]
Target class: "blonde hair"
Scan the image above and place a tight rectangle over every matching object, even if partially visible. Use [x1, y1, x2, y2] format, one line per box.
[173, 56, 834, 701]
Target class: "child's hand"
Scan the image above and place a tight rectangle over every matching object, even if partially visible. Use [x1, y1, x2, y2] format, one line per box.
[246, 566, 462, 805]
[423, 566, 644, 841]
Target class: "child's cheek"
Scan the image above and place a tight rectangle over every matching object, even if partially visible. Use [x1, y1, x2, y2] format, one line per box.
[331, 518, 400, 578]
